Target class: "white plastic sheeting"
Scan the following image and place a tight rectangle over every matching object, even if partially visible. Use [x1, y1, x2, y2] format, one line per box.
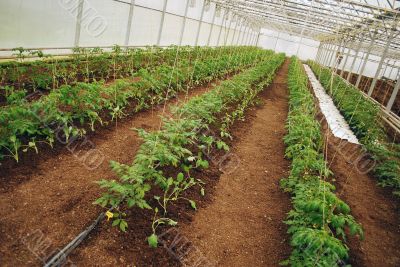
[258, 29, 319, 61]
[303, 64, 360, 145]
[0, 0, 251, 56]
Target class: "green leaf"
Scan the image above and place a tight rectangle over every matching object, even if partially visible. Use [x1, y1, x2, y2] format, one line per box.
[119, 219, 128, 232]
[112, 219, 121, 227]
[168, 219, 178, 226]
[188, 200, 197, 210]
[127, 198, 135, 207]
[148, 234, 158, 248]
[200, 188, 205, 196]
[177, 172, 184, 182]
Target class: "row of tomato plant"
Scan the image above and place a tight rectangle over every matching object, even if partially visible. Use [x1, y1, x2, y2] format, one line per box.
[308, 61, 400, 197]
[0, 47, 265, 162]
[95, 52, 286, 247]
[0, 46, 243, 96]
[281, 57, 363, 266]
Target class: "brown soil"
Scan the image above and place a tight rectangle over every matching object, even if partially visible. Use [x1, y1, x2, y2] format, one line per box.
[176, 59, 292, 266]
[312, 85, 400, 266]
[324, 135, 400, 267]
[3, 59, 342, 267]
[0, 80, 219, 266]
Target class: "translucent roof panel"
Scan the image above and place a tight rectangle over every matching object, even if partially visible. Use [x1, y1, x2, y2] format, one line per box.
[211, 0, 400, 59]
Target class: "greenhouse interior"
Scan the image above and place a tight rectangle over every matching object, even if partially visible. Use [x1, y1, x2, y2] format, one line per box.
[0, 0, 399, 266]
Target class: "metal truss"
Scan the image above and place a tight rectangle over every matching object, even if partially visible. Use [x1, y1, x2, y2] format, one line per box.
[211, 0, 400, 60]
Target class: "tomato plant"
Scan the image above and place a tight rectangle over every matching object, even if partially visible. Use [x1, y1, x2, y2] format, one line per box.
[281, 57, 363, 266]
[95, 51, 285, 246]
[308, 61, 400, 197]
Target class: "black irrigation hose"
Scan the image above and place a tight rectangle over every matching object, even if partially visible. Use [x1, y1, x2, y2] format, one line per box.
[43, 211, 106, 267]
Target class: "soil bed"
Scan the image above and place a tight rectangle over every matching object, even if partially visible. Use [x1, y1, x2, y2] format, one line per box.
[65, 60, 292, 266]
[308, 67, 400, 267]
[176, 59, 292, 266]
[0, 77, 225, 266]
[324, 132, 400, 267]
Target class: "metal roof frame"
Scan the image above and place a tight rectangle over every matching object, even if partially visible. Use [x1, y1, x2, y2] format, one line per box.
[211, 0, 400, 59]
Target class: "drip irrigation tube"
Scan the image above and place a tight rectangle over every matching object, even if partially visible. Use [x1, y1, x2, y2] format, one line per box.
[43, 211, 106, 267]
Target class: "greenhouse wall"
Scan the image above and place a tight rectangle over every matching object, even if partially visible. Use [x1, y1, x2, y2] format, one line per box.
[1, 0, 398, 81]
[0, 0, 256, 57]
[258, 29, 319, 61]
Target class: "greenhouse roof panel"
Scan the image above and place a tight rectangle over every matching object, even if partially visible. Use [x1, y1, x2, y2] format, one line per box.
[212, 0, 400, 58]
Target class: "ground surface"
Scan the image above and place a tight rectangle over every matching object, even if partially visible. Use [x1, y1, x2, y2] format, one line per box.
[325, 136, 400, 267]
[312, 73, 400, 267]
[1, 60, 399, 267]
[177, 59, 292, 266]
[0, 79, 218, 266]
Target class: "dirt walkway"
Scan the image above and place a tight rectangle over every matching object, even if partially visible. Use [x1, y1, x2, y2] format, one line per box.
[178, 60, 292, 266]
[325, 137, 400, 267]
[0, 81, 218, 266]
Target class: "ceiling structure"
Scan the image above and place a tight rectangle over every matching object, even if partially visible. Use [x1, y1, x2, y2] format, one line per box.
[211, 0, 400, 59]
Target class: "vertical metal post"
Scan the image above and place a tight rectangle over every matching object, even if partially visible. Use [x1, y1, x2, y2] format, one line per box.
[247, 27, 253, 45]
[247, 29, 252, 45]
[317, 43, 326, 64]
[332, 38, 344, 71]
[252, 30, 257, 45]
[255, 29, 261, 46]
[179, 0, 190, 46]
[381, 59, 390, 78]
[387, 60, 394, 79]
[240, 23, 247, 45]
[274, 32, 280, 51]
[207, 4, 217, 46]
[296, 36, 303, 57]
[315, 43, 322, 62]
[251, 29, 256, 45]
[124, 0, 136, 46]
[156, 0, 168, 46]
[340, 45, 352, 77]
[386, 74, 400, 111]
[194, 0, 206, 46]
[356, 31, 377, 88]
[224, 15, 233, 46]
[347, 34, 364, 82]
[325, 41, 336, 67]
[322, 42, 333, 66]
[216, 10, 226, 46]
[235, 19, 244, 45]
[231, 18, 239, 45]
[319, 43, 328, 63]
[245, 28, 251, 46]
[320, 42, 330, 65]
[356, 51, 365, 74]
[368, 31, 394, 96]
[242, 26, 250, 45]
[251, 31, 256, 45]
[74, 0, 84, 47]
[241, 25, 248, 45]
